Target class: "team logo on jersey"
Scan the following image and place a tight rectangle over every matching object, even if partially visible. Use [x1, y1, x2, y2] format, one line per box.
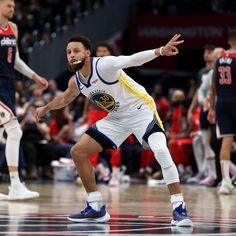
[91, 92, 119, 112]
[0, 37, 16, 46]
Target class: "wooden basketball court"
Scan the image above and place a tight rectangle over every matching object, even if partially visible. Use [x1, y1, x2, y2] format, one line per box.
[0, 182, 236, 235]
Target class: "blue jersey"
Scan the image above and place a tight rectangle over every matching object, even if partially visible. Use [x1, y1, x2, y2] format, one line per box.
[215, 51, 236, 98]
[0, 22, 17, 114]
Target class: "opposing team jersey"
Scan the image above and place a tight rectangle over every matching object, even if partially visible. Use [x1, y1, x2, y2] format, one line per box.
[215, 51, 236, 98]
[74, 54, 163, 129]
[0, 22, 17, 114]
[0, 22, 16, 80]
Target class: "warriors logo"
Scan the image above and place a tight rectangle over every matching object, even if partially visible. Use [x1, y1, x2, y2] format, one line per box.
[91, 93, 117, 112]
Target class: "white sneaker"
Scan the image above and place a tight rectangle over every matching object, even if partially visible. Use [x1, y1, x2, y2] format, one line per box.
[219, 180, 234, 195]
[8, 183, 40, 200]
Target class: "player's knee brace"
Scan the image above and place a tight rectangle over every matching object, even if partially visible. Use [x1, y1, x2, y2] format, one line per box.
[148, 132, 180, 184]
[148, 132, 173, 168]
[3, 119, 22, 167]
[4, 119, 22, 141]
[162, 164, 180, 185]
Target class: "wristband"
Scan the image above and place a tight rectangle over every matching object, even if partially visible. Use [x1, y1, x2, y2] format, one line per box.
[160, 46, 164, 56]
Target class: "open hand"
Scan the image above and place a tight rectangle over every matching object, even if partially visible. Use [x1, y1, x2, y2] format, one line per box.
[161, 34, 184, 56]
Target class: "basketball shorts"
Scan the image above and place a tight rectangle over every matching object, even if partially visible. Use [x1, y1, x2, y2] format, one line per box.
[0, 91, 15, 116]
[85, 106, 164, 150]
[216, 97, 236, 137]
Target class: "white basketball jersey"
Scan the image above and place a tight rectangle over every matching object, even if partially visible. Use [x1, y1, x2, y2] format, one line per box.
[75, 56, 163, 129]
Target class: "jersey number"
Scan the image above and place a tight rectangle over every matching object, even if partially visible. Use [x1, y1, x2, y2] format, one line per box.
[7, 47, 13, 63]
[218, 66, 232, 85]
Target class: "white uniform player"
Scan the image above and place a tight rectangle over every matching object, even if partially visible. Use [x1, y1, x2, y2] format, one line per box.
[35, 34, 193, 227]
[75, 55, 164, 149]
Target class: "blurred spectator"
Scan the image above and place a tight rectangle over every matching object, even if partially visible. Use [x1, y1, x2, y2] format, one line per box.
[15, 80, 29, 105]
[152, 83, 170, 123]
[44, 79, 62, 102]
[49, 106, 74, 158]
[13, 0, 109, 60]
[21, 105, 57, 179]
[29, 85, 47, 107]
[167, 90, 193, 172]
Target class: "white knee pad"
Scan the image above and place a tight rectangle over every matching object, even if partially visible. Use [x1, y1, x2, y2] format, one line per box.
[162, 164, 180, 185]
[4, 119, 22, 141]
[148, 132, 180, 185]
[4, 119, 22, 166]
[148, 132, 173, 168]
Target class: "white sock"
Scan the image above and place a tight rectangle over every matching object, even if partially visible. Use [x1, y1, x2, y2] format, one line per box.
[221, 160, 230, 181]
[207, 158, 216, 179]
[9, 171, 21, 186]
[87, 191, 102, 211]
[112, 167, 120, 176]
[171, 194, 184, 210]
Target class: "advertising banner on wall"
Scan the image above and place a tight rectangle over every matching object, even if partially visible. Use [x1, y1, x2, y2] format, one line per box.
[131, 15, 236, 50]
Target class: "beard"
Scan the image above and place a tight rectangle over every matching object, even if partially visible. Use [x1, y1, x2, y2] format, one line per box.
[68, 58, 85, 72]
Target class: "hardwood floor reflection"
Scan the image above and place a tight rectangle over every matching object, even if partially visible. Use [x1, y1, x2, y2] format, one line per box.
[0, 182, 236, 235]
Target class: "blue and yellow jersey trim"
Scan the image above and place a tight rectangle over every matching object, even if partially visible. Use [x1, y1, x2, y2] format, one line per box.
[118, 74, 164, 130]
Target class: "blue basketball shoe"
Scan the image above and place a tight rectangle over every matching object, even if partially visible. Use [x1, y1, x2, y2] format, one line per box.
[67, 202, 110, 223]
[171, 203, 193, 227]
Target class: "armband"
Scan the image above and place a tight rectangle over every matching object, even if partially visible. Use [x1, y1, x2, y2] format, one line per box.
[14, 52, 35, 79]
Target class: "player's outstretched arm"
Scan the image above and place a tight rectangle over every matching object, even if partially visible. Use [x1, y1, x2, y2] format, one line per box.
[35, 76, 80, 121]
[98, 34, 184, 72]
[10, 22, 48, 90]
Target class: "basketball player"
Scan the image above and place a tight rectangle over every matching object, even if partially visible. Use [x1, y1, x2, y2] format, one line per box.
[187, 45, 215, 185]
[35, 34, 193, 227]
[208, 31, 236, 194]
[0, 0, 48, 200]
[195, 49, 225, 186]
[83, 42, 121, 186]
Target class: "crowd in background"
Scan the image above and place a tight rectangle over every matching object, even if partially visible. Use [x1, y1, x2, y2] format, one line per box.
[14, 0, 107, 59]
[14, 0, 236, 60]
[132, 0, 236, 15]
[1, 0, 236, 189]
[1, 41, 235, 188]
